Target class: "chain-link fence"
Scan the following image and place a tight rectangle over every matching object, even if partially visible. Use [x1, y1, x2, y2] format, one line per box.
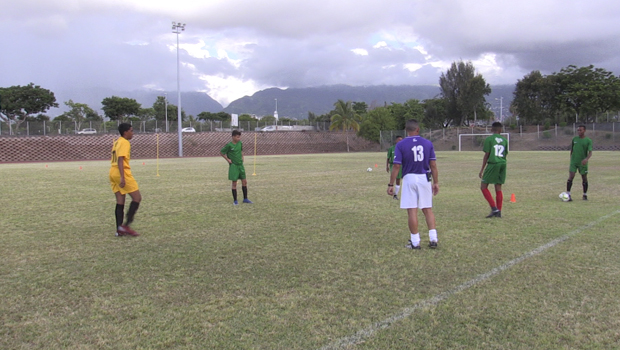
[380, 123, 620, 152]
[0, 120, 334, 136]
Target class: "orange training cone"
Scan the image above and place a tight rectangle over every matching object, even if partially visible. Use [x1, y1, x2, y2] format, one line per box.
[510, 193, 516, 203]
[375, 163, 378, 167]
[142, 162, 145, 165]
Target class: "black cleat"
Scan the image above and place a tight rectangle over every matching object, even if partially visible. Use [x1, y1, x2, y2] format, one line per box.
[583, 194, 588, 201]
[405, 240, 421, 250]
[429, 241, 438, 249]
[486, 209, 500, 218]
[393, 195, 399, 200]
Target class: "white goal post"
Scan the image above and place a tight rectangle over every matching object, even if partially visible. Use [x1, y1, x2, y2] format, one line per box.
[458, 133, 510, 152]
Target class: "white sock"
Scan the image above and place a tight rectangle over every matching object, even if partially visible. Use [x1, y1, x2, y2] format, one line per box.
[395, 185, 401, 195]
[429, 229, 437, 243]
[410, 233, 420, 246]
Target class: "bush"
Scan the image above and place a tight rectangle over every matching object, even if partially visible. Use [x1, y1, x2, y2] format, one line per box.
[559, 122, 567, 127]
[543, 121, 551, 130]
[542, 131, 551, 139]
[451, 145, 457, 150]
[564, 129, 573, 135]
[606, 133, 612, 139]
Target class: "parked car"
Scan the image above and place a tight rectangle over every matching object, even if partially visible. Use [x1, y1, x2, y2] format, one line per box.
[77, 128, 97, 135]
[259, 125, 277, 132]
[181, 127, 196, 133]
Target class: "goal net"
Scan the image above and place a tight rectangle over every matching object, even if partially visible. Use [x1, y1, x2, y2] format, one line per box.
[458, 133, 510, 152]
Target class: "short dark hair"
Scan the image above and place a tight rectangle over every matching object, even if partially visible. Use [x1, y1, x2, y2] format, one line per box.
[232, 130, 241, 136]
[395, 135, 403, 141]
[405, 119, 419, 132]
[578, 124, 586, 129]
[118, 123, 132, 136]
[491, 122, 502, 129]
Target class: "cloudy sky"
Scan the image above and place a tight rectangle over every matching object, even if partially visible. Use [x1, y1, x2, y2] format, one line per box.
[2, 0, 620, 107]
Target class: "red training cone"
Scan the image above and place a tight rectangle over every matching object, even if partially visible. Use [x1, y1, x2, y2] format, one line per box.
[510, 193, 516, 203]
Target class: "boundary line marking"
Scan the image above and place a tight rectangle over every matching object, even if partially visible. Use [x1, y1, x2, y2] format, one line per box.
[320, 210, 620, 350]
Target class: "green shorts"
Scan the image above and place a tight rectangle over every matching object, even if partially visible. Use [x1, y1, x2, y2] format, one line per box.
[228, 163, 246, 181]
[482, 163, 506, 185]
[389, 164, 402, 180]
[569, 162, 588, 175]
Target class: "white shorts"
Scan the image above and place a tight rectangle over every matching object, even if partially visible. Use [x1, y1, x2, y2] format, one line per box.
[400, 173, 433, 209]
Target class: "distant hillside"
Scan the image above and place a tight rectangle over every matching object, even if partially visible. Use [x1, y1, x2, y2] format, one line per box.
[224, 85, 439, 119]
[224, 84, 515, 119]
[49, 88, 223, 117]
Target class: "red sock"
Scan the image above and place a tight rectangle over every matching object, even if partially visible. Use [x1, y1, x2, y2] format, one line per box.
[496, 191, 503, 210]
[482, 188, 496, 208]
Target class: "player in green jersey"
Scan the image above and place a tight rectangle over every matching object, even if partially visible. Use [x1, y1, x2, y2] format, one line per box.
[566, 124, 592, 201]
[479, 122, 508, 218]
[221, 130, 252, 205]
[386, 135, 403, 199]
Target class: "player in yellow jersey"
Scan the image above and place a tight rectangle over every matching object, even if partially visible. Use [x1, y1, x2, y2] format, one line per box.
[109, 123, 141, 236]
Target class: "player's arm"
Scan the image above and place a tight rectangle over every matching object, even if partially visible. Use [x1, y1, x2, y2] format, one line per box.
[479, 152, 489, 179]
[387, 163, 400, 195]
[582, 150, 592, 165]
[430, 159, 439, 195]
[220, 147, 232, 164]
[118, 156, 126, 188]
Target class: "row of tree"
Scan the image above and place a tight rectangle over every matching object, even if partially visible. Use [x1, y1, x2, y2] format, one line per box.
[510, 65, 620, 125]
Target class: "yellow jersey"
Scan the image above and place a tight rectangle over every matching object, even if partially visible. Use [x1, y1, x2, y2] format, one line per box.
[111, 137, 131, 169]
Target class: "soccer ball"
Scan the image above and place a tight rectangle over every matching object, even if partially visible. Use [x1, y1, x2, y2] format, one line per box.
[559, 192, 570, 202]
[367, 167, 373, 172]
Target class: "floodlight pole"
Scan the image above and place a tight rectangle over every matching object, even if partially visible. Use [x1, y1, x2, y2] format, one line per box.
[164, 92, 168, 132]
[173, 21, 186, 157]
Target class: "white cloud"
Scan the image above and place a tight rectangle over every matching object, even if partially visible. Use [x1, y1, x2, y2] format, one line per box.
[351, 48, 368, 56]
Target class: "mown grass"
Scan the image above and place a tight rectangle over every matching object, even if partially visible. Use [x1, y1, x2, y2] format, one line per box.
[1, 151, 619, 349]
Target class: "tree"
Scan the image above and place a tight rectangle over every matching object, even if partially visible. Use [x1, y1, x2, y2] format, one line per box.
[551, 65, 620, 123]
[352, 101, 368, 116]
[152, 96, 185, 124]
[197, 111, 230, 121]
[138, 108, 156, 122]
[60, 100, 99, 130]
[238, 114, 254, 122]
[0, 83, 58, 135]
[423, 98, 449, 128]
[388, 99, 425, 129]
[101, 96, 141, 121]
[511, 71, 548, 125]
[357, 106, 396, 142]
[439, 61, 491, 126]
[329, 99, 361, 152]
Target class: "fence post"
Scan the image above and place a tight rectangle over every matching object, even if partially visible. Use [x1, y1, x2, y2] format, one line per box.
[27, 122, 29, 136]
[43, 120, 46, 136]
[537, 125, 540, 139]
[520, 125, 522, 137]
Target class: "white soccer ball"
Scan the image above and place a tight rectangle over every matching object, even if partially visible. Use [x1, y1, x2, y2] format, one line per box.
[559, 192, 570, 202]
[367, 167, 373, 172]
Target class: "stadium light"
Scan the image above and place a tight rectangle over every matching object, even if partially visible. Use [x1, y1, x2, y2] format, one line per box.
[495, 97, 503, 122]
[172, 22, 186, 156]
[164, 92, 168, 133]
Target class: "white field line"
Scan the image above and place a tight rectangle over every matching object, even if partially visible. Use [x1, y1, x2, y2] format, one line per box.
[319, 210, 620, 350]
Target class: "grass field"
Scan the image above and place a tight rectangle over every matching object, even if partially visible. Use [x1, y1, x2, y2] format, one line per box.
[2, 151, 620, 349]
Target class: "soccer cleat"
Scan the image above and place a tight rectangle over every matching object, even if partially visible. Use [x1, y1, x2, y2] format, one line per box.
[242, 198, 253, 204]
[583, 194, 588, 201]
[429, 241, 438, 249]
[119, 225, 139, 237]
[233, 200, 239, 206]
[393, 195, 399, 200]
[567, 195, 573, 202]
[486, 209, 500, 218]
[405, 240, 421, 250]
[115, 231, 126, 237]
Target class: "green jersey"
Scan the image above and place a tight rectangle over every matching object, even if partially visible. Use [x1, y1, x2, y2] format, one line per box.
[387, 145, 396, 164]
[221, 141, 243, 165]
[482, 134, 508, 164]
[570, 136, 592, 164]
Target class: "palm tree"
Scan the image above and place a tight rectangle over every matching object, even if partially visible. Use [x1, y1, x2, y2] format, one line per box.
[329, 99, 360, 152]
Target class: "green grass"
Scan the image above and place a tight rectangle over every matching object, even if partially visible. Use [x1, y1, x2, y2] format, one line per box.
[1, 152, 620, 349]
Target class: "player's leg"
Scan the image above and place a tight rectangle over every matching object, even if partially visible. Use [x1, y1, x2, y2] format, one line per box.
[122, 190, 141, 236]
[239, 166, 252, 203]
[567, 170, 576, 201]
[494, 183, 503, 215]
[581, 172, 588, 200]
[481, 166, 497, 215]
[114, 191, 126, 236]
[406, 208, 421, 249]
[231, 180, 238, 204]
[418, 177, 437, 247]
[422, 208, 437, 248]
[394, 169, 402, 199]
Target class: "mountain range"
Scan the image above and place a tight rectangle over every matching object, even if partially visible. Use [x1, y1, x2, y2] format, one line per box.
[49, 84, 516, 119]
